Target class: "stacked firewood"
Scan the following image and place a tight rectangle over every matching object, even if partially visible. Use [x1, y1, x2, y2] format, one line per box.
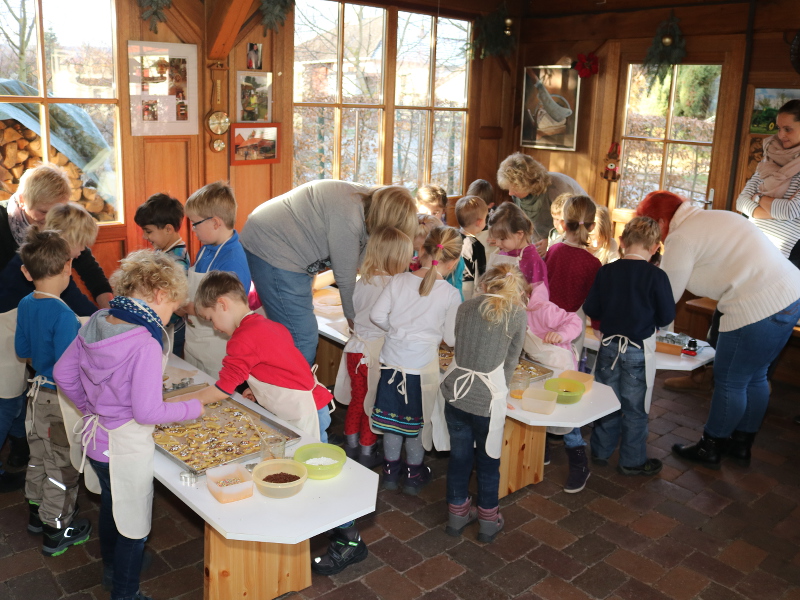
[0, 119, 116, 221]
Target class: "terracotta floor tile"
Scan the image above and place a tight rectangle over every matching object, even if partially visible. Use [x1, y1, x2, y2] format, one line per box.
[642, 537, 694, 569]
[564, 532, 617, 566]
[521, 517, 578, 550]
[517, 494, 570, 522]
[485, 530, 539, 563]
[596, 521, 652, 552]
[674, 469, 717, 494]
[368, 536, 424, 573]
[629, 512, 679, 539]
[528, 545, 587, 581]
[614, 578, 673, 600]
[682, 551, 745, 588]
[737, 472, 780, 496]
[363, 566, 422, 600]
[735, 569, 790, 600]
[558, 506, 608, 535]
[656, 500, 709, 528]
[620, 489, 666, 513]
[531, 576, 594, 600]
[687, 489, 733, 517]
[605, 548, 667, 584]
[655, 565, 710, 600]
[573, 561, 627, 598]
[374, 510, 427, 542]
[487, 558, 547, 597]
[0, 548, 44, 581]
[587, 496, 639, 525]
[443, 571, 509, 600]
[405, 554, 465, 591]
[447, 539, 505, 577]
[669, 523, 727, 556]
[718, 540, 768, 573]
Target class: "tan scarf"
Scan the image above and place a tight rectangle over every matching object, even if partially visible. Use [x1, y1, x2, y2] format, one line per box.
[756, 134, 800, 199]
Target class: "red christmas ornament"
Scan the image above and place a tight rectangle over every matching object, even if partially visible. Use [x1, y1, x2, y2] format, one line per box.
[574, 52, 599, 79]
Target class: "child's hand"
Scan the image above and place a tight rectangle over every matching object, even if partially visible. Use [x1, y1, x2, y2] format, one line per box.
[534, 239, 547, 257]
[543, 332, 563, 344]
[507, 402, 515, 410]
[242, 388, 255, 402]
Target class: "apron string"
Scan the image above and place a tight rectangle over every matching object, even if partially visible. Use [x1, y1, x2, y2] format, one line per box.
[601, 334, 641, 371]
[26, 375, 55, 435]
[382, 365, 408, 404]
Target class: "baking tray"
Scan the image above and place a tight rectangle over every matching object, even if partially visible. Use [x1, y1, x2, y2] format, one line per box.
[153, 397, 299, 475]
[518, 355, 554, 382]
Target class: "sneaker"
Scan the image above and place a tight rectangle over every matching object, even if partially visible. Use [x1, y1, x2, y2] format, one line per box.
[618, 458, 663, 476]
[0, 469, 24, 493]
[544, 443, 551, 466]
[402, 463, 432, 496]
[382, 459, 402, 491]
[591, 454, 609, 467]
[445, 499, 477, 537]
[477, 513, 505, 544]
[42, 518, 92, 557]
[564, 447, 590, 494]
[311, 528, 368, 576]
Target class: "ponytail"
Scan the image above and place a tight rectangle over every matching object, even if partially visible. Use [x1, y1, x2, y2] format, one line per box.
[479, 264, 528, 329]
[563, 195, 597, 247]
[419, 226, 462, 297]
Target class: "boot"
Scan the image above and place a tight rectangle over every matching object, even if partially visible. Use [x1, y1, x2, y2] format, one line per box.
[402, 462, 432, 496]
[445, 498, 478, 537]
[381, 459, 402, 491]
[672, 432, 725, 470]
[311, 523, 368, 576]
[344, 444, 360, 460]
[6, 435, 30, 469]
[28, 501, 43, 534]
[664, 366, 714, 393]
[564, 447, 590, 493]
[358, 444, 383, 469]
[725, 430, 756, 467]
[476, 507, 504, 543]
[42, 518, 92, 557]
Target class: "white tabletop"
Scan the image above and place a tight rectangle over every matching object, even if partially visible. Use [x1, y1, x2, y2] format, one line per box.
[155, 355, 379, 545]
[506, 380, 621, 428]
[583, 332, 715, 372]
[316, 312, 349, 346]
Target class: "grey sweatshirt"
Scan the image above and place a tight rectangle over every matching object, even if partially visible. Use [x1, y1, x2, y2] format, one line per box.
[240, 180, 371, 320]
[440, 297, 526, 417]
[514, 172, 586, 241]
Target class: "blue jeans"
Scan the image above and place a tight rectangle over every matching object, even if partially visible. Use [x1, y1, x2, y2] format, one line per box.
[245, 249, 318, 367]
[563, 427, 587, 448]
[705, 298, 800, 438]
[317, 406, 331, 443]
[0, 392, 26, 469]
[590, 344, 648, 467]
[89, 458, 147, 600]
[445, 403, 500, 510]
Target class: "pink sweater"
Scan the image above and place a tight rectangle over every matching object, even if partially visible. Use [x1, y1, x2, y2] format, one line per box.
[526, 282, 583, 353]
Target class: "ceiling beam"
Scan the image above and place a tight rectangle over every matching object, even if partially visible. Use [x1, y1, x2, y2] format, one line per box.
[207, 0, 259, 60]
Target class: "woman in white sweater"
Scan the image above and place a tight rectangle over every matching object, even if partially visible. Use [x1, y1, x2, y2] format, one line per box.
[637, 191, 800, 469]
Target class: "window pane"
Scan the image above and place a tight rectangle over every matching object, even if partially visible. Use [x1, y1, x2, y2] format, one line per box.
[393, 109, 427, 189]
[396, 12, 431, 107]
[669, 64, 721, 143]
[431, 110, 464, 194]
[294, 0, 339, 103]
[49, 103, 118, 221]
[43, 0, 115, 98]
[341, 107, 380, 185]
[0, 0, 39, 91]
[342, 5, 383, 104]
[618, 139, 663, 210]
[293, 106, 334, 186]
[434, 19, 469, 108]
[624, 64, 671, 139]
[665, 143, 712, 204]
[0, 106, 41, 200]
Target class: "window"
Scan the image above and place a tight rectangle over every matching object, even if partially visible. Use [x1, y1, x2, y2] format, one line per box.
[293, 0, 470, 194]
[0, 0, 119, 222]
[617, 64, 722, 209]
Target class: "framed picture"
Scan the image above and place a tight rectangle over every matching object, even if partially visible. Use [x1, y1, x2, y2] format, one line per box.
[236, 71, 272, 123]
[246, 43, 262, 70]
[520, 65, 581, 152]
[231, 123, 280, 165]
[750, 88, 800, 134]
[128, 41, 198, 136]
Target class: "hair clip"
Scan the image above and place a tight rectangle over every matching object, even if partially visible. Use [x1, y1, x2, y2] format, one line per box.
[431, 260, 439, 265]
[436, 243, 443, 249]
[578, 221, 584, 225]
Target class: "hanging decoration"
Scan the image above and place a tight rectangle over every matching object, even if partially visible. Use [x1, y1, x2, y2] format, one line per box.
[572, 52, 599, 79]
[260, 0, 295, 35]
[139, 0, 172, 34]
[642, 12, 687, 87]
[470, 5, 517, 60]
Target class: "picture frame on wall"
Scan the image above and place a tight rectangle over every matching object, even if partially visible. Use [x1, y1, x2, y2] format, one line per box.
[236, 71, 272, 123]
[231, 123, 280, 166]
[750, 88, 800, 134]
[520, 65, 580, 152]
[128, 41, 198, 136]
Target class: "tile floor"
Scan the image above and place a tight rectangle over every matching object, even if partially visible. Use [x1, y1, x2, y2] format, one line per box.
[1, 372, 799, 600]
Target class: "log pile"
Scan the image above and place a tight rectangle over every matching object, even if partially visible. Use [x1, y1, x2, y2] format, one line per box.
[0, 119, 116, 221]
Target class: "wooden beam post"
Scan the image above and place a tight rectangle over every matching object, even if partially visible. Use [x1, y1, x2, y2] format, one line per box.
[207, 0, 258, 60]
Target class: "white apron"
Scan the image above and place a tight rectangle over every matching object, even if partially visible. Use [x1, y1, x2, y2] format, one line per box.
[183, 240, 231, 379]
[0, 308, 27, 399]
[334, 332, 385, 434]
[247, 372, 322, 440]
[601, 331, 657, 413]
[523, 329, 577, 372]
[432, 357, 509, 459]
[487, 252, 521, 270]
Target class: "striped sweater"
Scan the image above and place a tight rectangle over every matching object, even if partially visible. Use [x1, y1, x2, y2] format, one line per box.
[736, 170, 800, 258]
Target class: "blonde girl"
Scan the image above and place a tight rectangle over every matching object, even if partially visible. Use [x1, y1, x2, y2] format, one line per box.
[411, 213, 440, 270]
[486, 202, 548, 289]
[370, 226, 462, 495]
[439, 264, 528, 543]
[590, 205, 620, 265]
[335, 228, 414, 468]
[416, 184, 447, 222]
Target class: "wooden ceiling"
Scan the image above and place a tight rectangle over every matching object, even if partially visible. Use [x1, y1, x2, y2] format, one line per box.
[525, 0, 749, 17]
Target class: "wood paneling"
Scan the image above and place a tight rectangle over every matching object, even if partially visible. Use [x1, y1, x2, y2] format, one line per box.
[207, 0, 259, 60]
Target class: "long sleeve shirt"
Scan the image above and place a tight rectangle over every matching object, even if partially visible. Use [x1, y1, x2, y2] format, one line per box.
[545, 242, 601, 312]
[736, 170, 800, 258]
[193, 231, 251, 288]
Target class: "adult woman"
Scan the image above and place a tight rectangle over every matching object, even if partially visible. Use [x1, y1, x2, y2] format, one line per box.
[240, 180, 417, 366]
[496, 153, 586, 255]
[637, 191, 800, 468]
[736, 99, 800, 266]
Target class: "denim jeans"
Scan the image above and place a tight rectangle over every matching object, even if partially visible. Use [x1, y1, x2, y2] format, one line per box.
[89, 458, 146, 600]
[317, 405, 331, 443]
[0, 392, 26, 470]
[590, 344, 648, 467]
[245, 249, 318, 367]
[563, 427, 587, 448]
[705, 298, 800, 438]
[444, 403, 500, 510]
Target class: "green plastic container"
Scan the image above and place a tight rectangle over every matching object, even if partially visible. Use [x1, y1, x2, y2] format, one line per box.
[544, 378, 586, 405]
[293, 443, 347, 480]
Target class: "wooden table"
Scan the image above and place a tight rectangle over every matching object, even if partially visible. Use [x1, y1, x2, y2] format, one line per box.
[155, 356, 379, 600]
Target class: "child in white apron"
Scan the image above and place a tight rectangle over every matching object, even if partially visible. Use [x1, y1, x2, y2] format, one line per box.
[438, 264, 528, 543]
[54, 251, 207, 600]
[370, 226, 462, 496]
[486, 202, 548, 289]
[334, 227, 413, 467]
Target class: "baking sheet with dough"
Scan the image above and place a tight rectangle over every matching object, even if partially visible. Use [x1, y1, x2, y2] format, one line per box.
[313, 289, 345, 317]
[163, 365, 198, 388]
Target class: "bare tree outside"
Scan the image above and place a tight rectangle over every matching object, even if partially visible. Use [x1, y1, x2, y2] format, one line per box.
[0, 0, 39, 87]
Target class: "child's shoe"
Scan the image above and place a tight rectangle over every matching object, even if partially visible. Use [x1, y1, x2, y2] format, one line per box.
[42, 518, 92, 557]
[382, 459, 402, 490]
[618, 458, 663, 476]
[564, 447, 590, 493]
[28, 501, 43, 534]
[311, 523, 368, 576]
[344, 444, 360, 460]
[476, 506, 504, 543]
[544, 442, 551, 465]
[445, 498, 477, 537]
[402, 463, 431, 496]
[358, 444, 383, 469]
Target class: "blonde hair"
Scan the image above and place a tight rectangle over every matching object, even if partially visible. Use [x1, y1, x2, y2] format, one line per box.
[563, 195, 597, 247]
[44, 202, 98, 250]
[361, 186, 417, 240]
[111, 249, 188, 305]
[497, 153, 551, 198]
[466, 179, 494, 207]
[19, 165, 71, 210]
[621, 216, 661, 250]
[591, 205, 614, 264]
[419, 226, 462, 297]
[195, 270, 249, 310]
[19, 228, 71, 281]
[479, 264, 528, 327]
[455, 195, 488, 229]
[416, 184, 447, 213]
[551, 193, 571, 217]
[360, 227, 414, 283]
[185, 181, 236, 229]
[487, 202, 533, 244]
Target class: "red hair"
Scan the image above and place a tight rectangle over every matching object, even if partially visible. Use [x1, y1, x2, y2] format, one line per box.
[635, 191, 687, 240]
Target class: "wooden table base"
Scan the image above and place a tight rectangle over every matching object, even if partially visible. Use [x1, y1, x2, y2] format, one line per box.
[499, 419, 546, 499]
[204, 525, 312, 600]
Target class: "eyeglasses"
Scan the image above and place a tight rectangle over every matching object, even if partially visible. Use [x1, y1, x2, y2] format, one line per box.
[191, 216, 212, 229]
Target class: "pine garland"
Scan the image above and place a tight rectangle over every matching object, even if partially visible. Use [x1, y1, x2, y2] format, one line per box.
[642, 13, 686, 88]
[139, 0, 172, 34]
[260, 0, 295, 35]
[470, 6, 516, 60]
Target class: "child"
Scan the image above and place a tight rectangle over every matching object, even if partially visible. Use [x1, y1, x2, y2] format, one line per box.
[547, 193, 570, 249]
[15, 229, 90, 556]
[54, 250, 207, 600]
[183, 182, 251, 379]
[416, 184, 447, 222]
[544, 195, 602, 493]
[440, 264, 527, 543]
[335, 228, 414, 466]
[135, 193, 189, 357]
[486, 202, 548, 289]
[455, 195, 488, 301]
[410, 214, 440, 271]
[526, 280, 583, 362]
[584, 217, 675, 476]
[371, 226, 462, 495]
[466, 179, 495, 211]
[590, 205, 620, 265]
